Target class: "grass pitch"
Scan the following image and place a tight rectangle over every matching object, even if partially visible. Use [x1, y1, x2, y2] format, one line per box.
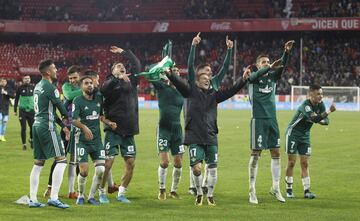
[0, 109, 359, 221]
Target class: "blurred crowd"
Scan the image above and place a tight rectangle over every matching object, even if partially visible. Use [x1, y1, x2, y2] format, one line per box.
[0, 0, 359, 21]
[0, 32, 359, 95]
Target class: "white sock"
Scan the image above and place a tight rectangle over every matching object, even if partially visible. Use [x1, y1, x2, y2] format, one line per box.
[189, 166, 195, 188]
[68, 162, 76, 193]
[107, 169, 114, 187]
[118, 186, 127, 197]
[207, 168, 217, 198]
[249, 155, 259, 192]
[89, 165, 105, 199]
[202, 164, 208, 188]
[78, 174, 87, 198]
[285, 176, 294, 190]
[193, 173, 203, 196]
[271, 157, 281, 191]
[170, 167, 182, 192]
[50, 162, 67, 201]
[158, 165, 168, 190]
[29, 165, 43, 202]
[302, 177, 311, 191]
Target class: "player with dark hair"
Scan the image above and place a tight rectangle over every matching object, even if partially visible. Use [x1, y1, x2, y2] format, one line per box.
[29, 59, 70, 209]
[14, 75, 34, 150]
[99, 46, 141, 204]
[285, 84, 336, 199]
[247, 40, 294, 204]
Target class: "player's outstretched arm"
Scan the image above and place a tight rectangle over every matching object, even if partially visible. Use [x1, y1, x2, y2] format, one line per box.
[211, 35, 233, 91]
[215, 76, 248, 103]
[272, 40, 295, 80]
[165, 70, 191, 98]
[188, 32, 201, 84]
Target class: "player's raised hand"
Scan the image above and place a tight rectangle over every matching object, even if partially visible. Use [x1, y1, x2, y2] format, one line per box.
[226, 35, 233, 49]
[284, 40, 295, 52]
[192, 32, 201, 46]
[110, 46, 124, 54]
[330, 102, 336, 112]
[120, 73, 131, 82]
[270, 59, 283, 69]
[242, 65, 252, 80]
[83, 125, 93, 141]
[62, 127, 70, 141]
[108, 121, 117, 130]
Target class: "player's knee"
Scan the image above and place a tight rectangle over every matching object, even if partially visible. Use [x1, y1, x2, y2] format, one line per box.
[80, 171, 88, 177]
[288, 160, 296, 168]
[192, 164, 201, 176]
[173, 156, 182, 168]
[270, 149, 280, 158]
[34, 160, 45, 166]
[300, 160, 308, 169]
[160, 161, 169, 168]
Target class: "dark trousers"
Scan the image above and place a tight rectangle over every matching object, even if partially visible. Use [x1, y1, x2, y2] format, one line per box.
[19, 109, 34, 145]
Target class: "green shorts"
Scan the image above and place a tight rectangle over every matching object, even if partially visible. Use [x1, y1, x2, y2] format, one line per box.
[188, 144, 218, 167]
[250, 118, 280, 150]
[156, 125, 184, 156]
[32, 125, 65, 160]
[104, 130, 136, 158]
[76, 137, 105, 163]
[66, 127, 77, 155]
[285, 129, 311, 156]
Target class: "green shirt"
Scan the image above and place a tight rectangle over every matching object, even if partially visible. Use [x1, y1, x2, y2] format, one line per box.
[188, 45, 232, 90]
[287, 99, 329, 136]
[152, 81, 184, 128]
[33, 79, 68, 130]
[62, 82, 82, 102]
[248, 51, 289, 119]
[72, 94, 103, 143]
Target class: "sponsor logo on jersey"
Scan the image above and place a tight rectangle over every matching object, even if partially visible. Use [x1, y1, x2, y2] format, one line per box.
[259, 85, 273, 93]
[305, 105, 312, 112]
[86, 111, 99, 120]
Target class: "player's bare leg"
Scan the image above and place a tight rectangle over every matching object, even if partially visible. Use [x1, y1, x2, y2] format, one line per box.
[300, 155, 315, 199]
[117, 157, 135, 203]
[269, 148, 285, 203]
[158, 152, 169, 200]
[285, 154, 297, 198]
[248, 150, 261, 204]
[170, 154, 182, 199]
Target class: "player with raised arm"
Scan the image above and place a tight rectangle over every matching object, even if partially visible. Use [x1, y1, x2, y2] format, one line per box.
[99, 45, 141, 204]
[72, 76, 116, 205]
[247, 40, 294, 204]
[187, 32, 233, 195]
[285, 84, 336, 199]
[28, 59, 70, 209]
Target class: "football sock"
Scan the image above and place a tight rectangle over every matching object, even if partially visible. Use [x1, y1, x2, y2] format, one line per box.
[68, 162, 76, 193]
[78, 174, 87, 198]
[249, 155, 259, 192]
[118, 186, 127, 197]
[158, 165, 168, 190]
[89, 165, 104, 199]
[202, 164, 208, 188]
[30, 165, 43, 202]
[207, 168, 217, 198]
[170, 166, 182, 192]
[50, 161, 67, 201]
[271, 157, 281, 190]
[302, 177, 311, 191]
[285, 176, 293, 190]
[193, 173, 203, 196]
[189, 166, 195, 188]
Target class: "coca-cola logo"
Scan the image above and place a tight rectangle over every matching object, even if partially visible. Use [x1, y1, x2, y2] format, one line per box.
[68, 24, 89, 33]
[210, 22, 231, 31]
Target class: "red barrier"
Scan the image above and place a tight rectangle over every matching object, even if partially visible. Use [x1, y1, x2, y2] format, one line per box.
[0, 18, 359, 34]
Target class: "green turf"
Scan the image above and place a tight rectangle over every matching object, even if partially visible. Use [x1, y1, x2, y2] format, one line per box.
[0, 109, 359, 221]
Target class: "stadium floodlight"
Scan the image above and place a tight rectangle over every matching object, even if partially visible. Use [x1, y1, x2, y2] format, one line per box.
[291, 86, 360, 111]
